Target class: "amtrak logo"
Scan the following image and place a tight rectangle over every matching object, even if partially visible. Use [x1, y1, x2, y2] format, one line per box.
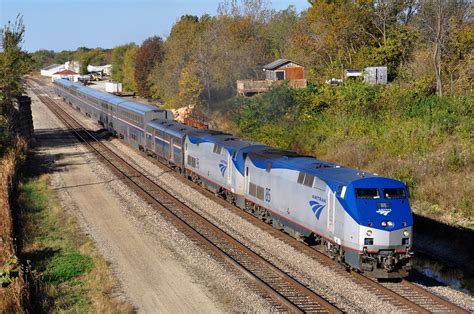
[376, 208, 392, 216]
[219, 160, 227, 177]
[309, 200, 326, 220]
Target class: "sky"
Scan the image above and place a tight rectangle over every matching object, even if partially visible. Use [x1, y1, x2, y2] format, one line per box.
[0, 0, 310, 52]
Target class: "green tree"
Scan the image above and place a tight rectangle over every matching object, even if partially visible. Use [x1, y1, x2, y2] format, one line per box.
[30, 49, 55, 70]
[111, 43, 136, 82]
[0, 14, 32, 113]
[122, 46, 138, 92]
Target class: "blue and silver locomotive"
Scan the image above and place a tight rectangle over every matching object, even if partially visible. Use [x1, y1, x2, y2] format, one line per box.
[54, 78, 413, 278]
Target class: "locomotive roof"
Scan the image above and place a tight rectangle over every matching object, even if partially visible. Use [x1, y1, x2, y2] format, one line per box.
[247, 147, 378, 186]
[188, 131, 256, 155]
[55, 79, 160, 115]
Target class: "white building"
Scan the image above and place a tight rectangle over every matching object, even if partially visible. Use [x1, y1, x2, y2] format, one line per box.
[41, 60, 81, 77]
[40, 64, 65, 77]
[51, 69, 80, 82]
[87, 64, 112, 76]
[105, 81, 122, 93]
[65, 61, 81, 73]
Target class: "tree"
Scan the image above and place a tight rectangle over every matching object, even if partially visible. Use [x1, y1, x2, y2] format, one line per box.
[177, 62, 203, 108]
[148, 16, 201, 101]
[111, 43, 136, 82]
[418, 0, 470, 96]
[0, 14, 32, 113]
[122, 46, 138, 92]
[135, 36, 164, 97]
[30, 49, 55, 70]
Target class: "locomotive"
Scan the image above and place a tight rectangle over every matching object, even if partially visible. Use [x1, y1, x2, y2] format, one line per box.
[54, 78, 413, 278]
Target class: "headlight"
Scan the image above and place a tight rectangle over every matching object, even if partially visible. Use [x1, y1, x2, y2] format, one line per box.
[366, 230, 372, 236]
[381, 221, 387, 227]
[403, 230, 409, 237]
[387, 221, 394, 227]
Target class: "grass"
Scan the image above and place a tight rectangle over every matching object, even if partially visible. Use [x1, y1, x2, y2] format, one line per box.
[17, 175, 132, 313]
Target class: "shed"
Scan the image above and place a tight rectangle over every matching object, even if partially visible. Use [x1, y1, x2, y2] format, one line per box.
[263, 59, 305, 81]
[52, 69, 80, 82]
[364, 66, 387, 85]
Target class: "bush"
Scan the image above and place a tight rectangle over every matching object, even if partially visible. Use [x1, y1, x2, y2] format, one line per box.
[43, 251, 93, 283]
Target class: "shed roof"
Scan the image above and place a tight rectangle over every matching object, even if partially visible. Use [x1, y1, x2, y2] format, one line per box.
[42, 64, 62, 71]
[263, 59, 303, 70]
[53, 69, 78, 75]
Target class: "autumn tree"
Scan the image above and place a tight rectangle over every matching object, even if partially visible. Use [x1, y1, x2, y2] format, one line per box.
[418, 0, 470, 96]
[177, 62, 203, 108]
[122, 46, 138, 92]
[148, 15, 201, 101]
[111, 43, 136, 82]
[135, 36, 164, 97]
[0, 14, 32, 113]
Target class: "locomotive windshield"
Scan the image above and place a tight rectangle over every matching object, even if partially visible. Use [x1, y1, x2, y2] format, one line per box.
[382, 188, 406, 199]
[355, 188, 380, 199]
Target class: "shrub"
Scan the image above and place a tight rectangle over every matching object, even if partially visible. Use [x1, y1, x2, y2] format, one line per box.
[43, 251, 93, 283]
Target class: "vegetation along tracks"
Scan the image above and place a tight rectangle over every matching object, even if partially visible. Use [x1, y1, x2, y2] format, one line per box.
[28, 79, 340, 313]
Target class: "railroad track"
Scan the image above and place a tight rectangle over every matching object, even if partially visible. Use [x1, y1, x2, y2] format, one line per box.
[28, 79, 341, 313]
[28, 78, 469, 313]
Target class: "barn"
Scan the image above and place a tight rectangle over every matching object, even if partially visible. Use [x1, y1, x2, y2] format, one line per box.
[263, 59, 305, 81]
[237, 58, 307, 96]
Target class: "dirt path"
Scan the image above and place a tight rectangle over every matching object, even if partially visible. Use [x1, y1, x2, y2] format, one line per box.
[28, 90, 225, 313]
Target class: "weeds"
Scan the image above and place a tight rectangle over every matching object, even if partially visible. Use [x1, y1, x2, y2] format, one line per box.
[18, 175, 131, 312]
[232, 82, 473, 228]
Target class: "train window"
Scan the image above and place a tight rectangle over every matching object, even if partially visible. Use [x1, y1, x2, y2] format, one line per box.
[355, 188, 380, 199]
[383, 188, 406, 199]
[213, 144, 222, 154]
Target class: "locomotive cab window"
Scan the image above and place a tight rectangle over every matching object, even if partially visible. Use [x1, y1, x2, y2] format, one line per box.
[355, 188, 380, 199]
[383, 188, 406, 199]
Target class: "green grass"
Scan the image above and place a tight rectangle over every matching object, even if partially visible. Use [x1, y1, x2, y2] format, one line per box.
[43, 251, 93, 284]
[18, 175, 131, 313]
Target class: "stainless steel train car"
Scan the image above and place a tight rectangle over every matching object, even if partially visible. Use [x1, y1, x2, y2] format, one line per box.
[53, 79, 173, 150]
[54, 78, 413, 278]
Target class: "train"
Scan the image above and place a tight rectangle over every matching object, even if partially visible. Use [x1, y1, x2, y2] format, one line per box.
[53, 78, 413, 278]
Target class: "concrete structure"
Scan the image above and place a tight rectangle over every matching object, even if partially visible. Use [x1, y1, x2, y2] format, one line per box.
[88, 64, 112, 76]
[52, 69, 80, 82]
[237, 58, 307, 96]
